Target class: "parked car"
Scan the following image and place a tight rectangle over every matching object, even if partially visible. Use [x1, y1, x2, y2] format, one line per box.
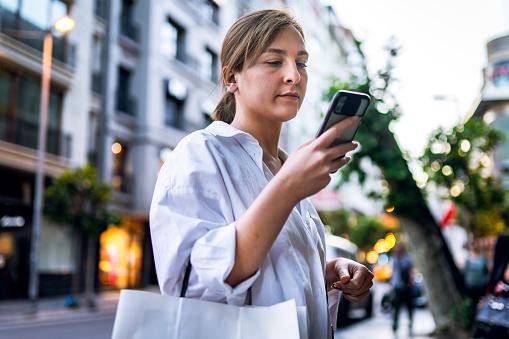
[325, 233, 374, 327]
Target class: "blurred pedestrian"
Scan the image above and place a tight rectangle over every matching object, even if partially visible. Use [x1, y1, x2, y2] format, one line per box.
[150, 9, 373, 339]
[390, 243, 414, 333]
[463, 241, 489, 307]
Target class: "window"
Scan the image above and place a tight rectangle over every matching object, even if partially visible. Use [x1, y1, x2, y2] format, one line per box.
[0, 0, 70, 63]
[161, 18, 185, 62]
[91, 36, 105, 94]
[0, 67, 66, 156]
[164, 95, 185, 129]
[116, 67, 135, 116]
[202, 48, 218, 82]
[87, 111, 98, 165]
[204, 0, 219, 25]
[120, 0, 138, 41]
[94, 0, 107, 19]
[111, 141, 132, 193]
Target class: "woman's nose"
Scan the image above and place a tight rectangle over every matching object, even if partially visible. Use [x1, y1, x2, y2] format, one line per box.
[283, 63, 301, 85]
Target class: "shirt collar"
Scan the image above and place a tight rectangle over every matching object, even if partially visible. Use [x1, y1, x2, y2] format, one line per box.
[205, 121, 288, 174]
[206, 121, 259, 143]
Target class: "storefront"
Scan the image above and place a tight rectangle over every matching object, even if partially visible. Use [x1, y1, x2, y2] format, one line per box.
[0, 198, 31, 300]
[98, 216, 156, 289]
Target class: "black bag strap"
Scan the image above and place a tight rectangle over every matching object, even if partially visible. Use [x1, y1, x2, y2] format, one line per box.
[180, 261, 192, 297]
[179, 260, 252, 306]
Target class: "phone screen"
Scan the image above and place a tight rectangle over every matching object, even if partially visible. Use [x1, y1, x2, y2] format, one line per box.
[316, 90, 371, 147]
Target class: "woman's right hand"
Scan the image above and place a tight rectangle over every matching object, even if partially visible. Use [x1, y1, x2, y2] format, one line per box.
[275, 117, 360, 204]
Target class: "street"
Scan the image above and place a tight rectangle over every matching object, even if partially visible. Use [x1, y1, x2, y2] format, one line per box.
[0, 283, 436, 339]
[0, 314, 114, 339]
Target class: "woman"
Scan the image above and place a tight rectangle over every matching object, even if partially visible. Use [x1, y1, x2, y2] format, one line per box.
[150, 9, 373, 339]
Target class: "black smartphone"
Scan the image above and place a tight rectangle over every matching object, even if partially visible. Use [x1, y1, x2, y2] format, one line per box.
[315, 90, 371, 147]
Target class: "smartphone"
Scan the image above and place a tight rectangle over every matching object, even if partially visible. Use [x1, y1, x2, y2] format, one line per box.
[315, 90, 371, 147]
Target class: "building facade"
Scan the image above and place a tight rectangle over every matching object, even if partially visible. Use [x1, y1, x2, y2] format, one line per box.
[473, 33, 509, 187]
[0, 0, 364, 300]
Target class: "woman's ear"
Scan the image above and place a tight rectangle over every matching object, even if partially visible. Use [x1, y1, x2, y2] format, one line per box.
[223, 67, 238, 93]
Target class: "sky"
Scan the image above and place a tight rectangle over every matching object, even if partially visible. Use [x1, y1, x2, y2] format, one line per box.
[329, 0, 509, 157]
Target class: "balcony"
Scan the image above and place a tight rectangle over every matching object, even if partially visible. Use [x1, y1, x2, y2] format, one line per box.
[0, 7, 76, 67]
[0, 115, 72, 158]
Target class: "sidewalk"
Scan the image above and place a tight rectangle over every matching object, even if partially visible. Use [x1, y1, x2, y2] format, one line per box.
[335, 308, 436, 339]
[0, 286, 158, 330]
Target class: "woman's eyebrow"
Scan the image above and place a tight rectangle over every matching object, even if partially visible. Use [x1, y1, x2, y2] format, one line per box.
[264, 48, 309, 57]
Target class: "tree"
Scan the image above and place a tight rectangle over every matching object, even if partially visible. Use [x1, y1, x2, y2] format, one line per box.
[330, 38, 468, 337]
[44, 164, 120, 308]
[318, 208, 388, 251]
[421, 119, 507, 237]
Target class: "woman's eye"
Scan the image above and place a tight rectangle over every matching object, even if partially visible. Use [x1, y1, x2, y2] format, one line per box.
[297, 62, 308, 69]
[266, 60, 282, 66]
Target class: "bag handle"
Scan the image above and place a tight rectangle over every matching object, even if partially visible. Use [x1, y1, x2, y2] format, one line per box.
[180, 261, 192, 297]
[179, 260, 252, 305]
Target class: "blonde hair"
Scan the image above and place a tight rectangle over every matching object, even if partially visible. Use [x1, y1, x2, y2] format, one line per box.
[212, 9, 304, 124]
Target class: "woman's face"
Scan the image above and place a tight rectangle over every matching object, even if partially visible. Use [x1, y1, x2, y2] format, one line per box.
[233, 27, 308, 123]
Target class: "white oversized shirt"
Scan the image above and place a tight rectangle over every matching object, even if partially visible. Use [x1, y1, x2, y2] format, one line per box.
[150, 121, 339, 339]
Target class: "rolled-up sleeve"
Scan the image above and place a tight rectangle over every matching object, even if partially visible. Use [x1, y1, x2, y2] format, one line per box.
[150, 133, 259, 306]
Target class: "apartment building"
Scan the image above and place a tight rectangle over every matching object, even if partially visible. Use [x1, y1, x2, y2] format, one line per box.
[473, 33, 509, 187]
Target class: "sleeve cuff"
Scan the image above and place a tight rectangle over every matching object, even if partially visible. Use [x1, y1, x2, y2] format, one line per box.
[190, 222, 260, 305]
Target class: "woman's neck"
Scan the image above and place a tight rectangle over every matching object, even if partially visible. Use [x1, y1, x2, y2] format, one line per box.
[231, 114, 282, 160]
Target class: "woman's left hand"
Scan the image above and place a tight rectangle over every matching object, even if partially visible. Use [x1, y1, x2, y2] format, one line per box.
[326, 258, 374, 303]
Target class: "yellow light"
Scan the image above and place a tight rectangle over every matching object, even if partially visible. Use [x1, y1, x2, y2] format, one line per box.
[53, 16, 75, 33]
[374, 239, 389, 253]
[357, 251, 366, 262]
[99, 260, 112, 272]
[450, 185, 462, 197]
[385, 206, 395, 213]
[111, 142, 122, 154]
[366, 251, 379, 264]
[385, 233, 396, 249]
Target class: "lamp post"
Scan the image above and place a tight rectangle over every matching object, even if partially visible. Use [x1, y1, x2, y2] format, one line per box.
[28, 15, 74, 313]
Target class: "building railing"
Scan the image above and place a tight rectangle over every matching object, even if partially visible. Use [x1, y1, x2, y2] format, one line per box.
[0, 6, 76, 67]
[0, 115, 72, 158]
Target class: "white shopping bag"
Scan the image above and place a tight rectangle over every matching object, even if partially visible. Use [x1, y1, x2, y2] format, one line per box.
[111, 290, 308, 339]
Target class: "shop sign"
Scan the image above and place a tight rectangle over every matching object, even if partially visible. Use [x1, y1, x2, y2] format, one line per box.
[1, 215, 25, 228]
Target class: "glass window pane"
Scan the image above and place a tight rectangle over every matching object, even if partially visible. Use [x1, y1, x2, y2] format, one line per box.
[161, 21, 178, 59]
[21, 0, 51, 30]
[0, 0, 19, 12]
[0, 70, 10, 116]
[17, 77, 40, 125]
[50, 0, 67, 24]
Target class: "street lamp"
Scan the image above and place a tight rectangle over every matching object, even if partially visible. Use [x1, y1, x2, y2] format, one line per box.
[28, 14, 75, 313]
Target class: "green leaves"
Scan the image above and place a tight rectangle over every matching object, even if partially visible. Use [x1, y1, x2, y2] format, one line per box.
[421, 119, 508, 236]
[44, 164, 120, 235]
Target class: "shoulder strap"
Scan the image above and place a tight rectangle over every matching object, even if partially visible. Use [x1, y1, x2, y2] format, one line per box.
[180, 261, 192, 297]
[179, 260, 253, 304]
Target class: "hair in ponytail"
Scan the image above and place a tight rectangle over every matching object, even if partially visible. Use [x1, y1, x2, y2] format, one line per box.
[211, 9, 304, 123]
